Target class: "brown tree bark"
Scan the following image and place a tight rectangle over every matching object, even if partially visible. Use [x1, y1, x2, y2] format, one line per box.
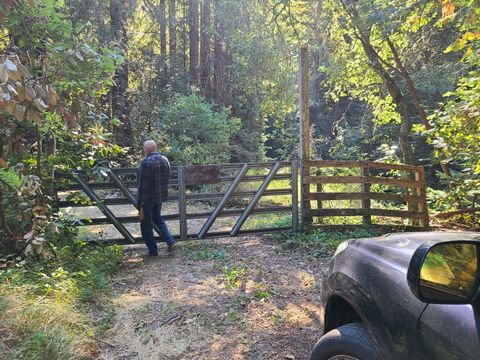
[110, 0, 132, 147]
[213, 0, 229, 106]
[189, 0, 199, 85]
[169, 0, 176, 55]
[200, 0, 211, 95]
[160, 0, 167, 58]
[386, 37, 452, 177]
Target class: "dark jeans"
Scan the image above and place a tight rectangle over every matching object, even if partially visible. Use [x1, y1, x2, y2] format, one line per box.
[141, 203, 175, 255]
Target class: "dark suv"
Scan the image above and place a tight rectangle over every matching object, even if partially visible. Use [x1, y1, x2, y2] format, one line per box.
[310, 232, 480, 360]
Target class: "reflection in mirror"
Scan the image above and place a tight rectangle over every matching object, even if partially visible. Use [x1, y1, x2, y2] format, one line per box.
[420, 243, 479, 302]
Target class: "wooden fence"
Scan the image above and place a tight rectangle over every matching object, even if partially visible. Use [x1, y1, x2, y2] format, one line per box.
[301, 160, 429, 229]
[56, 160, 429, 244]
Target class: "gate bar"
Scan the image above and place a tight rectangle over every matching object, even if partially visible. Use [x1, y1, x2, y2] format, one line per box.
[178, 166, 188, 241]
[197, 164, 249, 239]
[106, 169, 167, 239]
[230, 162, 281, 236]
[71, 172, 136, 243]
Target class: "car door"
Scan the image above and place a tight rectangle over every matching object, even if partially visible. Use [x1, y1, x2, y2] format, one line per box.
[410, 303, 480, 359]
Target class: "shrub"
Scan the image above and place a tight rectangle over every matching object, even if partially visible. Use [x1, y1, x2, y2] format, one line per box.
[154, 93, 241, 165]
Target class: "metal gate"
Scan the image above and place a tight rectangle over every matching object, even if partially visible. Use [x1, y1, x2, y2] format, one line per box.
[56, 162, 299, 244]
[56, 160, 429, 244]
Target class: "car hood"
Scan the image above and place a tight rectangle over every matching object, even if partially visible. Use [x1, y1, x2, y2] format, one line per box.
[339, 231, 480, 274]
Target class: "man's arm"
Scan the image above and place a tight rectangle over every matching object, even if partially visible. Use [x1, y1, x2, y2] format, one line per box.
[137, 160, 150, 209]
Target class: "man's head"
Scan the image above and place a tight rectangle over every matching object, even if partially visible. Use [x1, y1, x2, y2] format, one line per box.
[143, 140, 157, 156]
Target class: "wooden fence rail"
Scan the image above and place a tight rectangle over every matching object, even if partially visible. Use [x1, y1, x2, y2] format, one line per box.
[302, 160, 429, 229]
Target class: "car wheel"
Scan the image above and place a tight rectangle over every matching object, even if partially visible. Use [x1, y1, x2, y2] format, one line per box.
[310, 322, 379, 360]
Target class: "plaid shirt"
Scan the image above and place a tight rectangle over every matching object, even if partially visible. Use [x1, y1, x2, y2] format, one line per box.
[137, 152, 171, 207]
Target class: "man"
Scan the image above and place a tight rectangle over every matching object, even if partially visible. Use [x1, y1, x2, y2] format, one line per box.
[137, 140, 176, 256]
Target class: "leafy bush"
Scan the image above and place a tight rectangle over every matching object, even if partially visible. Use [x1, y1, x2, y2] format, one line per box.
[154, 93, 241, 165]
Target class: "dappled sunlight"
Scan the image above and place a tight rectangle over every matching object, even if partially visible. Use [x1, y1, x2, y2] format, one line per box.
[98, 237, 328, 358]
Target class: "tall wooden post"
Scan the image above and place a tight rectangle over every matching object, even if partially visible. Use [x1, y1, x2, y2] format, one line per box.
[360, 162, 372, 225]
[299, 47, 312, 227]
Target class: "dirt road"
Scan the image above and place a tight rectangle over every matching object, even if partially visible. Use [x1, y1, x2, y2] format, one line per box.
[98, 236, 330, 360]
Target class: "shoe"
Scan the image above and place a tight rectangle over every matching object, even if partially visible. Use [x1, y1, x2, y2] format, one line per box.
[168, 242, 177, 253]
[146, 252, 158, 257]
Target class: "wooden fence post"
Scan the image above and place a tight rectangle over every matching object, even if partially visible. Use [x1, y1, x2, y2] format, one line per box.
[299, 46, 312, 227]
[360, 163, 372, 226]
[178, 166, 188, 240]
[415, 169, 429, 228]
[291, 161, 299, 232]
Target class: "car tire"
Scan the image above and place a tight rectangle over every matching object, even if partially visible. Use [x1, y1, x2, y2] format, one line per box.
[310, 322, 379, 360]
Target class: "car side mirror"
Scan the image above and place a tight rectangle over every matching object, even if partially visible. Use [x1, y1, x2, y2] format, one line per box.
[407, 241, 480, 304]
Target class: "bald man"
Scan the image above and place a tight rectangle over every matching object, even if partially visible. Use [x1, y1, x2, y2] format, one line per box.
[137, 140, 176, 255]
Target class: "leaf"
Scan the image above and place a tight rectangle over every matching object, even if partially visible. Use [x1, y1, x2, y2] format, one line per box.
[34, 98, 48, 112]
[4, 59, 17, 72]
[6, 65, 21, 81]
[13, 104, 25, 121]
[48, 86, 59, 106]
[75, 51, 84, 61]
[27, 109, 43, 125]
[34, 84, 47, 100]
[15, 82, 26, 102]
[0, 64, 8, 82]
[17, 63, 30, 77]
[5, 100, 14, 114]
[441, 1, 455, 18]
[0, 158, 7, 169]
[25, 84, 36, 101]
[6, 83, 17, 96]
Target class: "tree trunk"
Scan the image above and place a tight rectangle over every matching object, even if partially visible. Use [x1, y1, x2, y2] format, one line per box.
[200, 0, 211, 95]
[182, 0, 188, 79]
[160, 0, 167, 58]
[214, 0, 228, 105]
[341, 0, 415, 164]
[110, 0, 131, 147]
[0, 120, 13, 244]
[313, 0, 324, 98]
[189, 0, 199, 85]
[169, 0, 176, 55]
[386, 37, 452, 177]
[160, 0, 168, 81]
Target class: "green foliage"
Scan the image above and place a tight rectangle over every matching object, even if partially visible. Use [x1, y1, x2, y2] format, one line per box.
[154, 93, 241, 165]
[0, 168, 22, 189]
[220, 264, 246, 289]
[0, 222, 123, 358]
[276, 228, 385, 257]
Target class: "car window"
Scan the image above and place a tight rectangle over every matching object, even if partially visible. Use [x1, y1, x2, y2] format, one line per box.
[420, 243, 478, 300]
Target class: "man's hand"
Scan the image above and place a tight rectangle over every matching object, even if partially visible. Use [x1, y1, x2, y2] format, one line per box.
[138, 208, 144, 220]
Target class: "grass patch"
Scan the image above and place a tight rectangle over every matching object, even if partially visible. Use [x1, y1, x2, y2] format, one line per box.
[243, 213, 291, 230]
[274, 228, 386, 257]
[185, 246, 230, 262]
[0, 244, 124, 359]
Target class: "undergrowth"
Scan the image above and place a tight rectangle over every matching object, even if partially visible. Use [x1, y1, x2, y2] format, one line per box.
[274, 228, 385, 257]
[0, 241, 124, 360]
